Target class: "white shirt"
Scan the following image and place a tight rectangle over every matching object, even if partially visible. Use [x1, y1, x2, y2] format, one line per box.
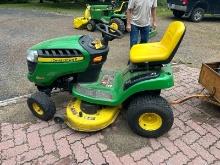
[128, 0, 157, 27]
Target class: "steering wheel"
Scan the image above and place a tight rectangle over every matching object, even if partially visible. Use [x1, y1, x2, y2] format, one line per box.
[96, 23, 123, 39]
[111, 0, 117, 8]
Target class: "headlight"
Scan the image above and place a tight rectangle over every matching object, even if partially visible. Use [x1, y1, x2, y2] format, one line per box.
[27, 50, 38, 62]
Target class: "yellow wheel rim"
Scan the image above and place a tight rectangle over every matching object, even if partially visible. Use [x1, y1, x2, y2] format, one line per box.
[110, 23, 118, 32]
[138, 113, 162, 131]
[32, 103, 44, 115]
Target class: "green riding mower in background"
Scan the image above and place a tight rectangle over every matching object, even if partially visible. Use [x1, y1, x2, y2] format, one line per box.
[73, 1, 128, 32]
[26, 21, 185, 138]
[73, 1, 157, 38]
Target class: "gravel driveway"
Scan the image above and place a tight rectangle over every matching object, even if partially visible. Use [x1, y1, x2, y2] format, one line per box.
[0, 8, 220, 101]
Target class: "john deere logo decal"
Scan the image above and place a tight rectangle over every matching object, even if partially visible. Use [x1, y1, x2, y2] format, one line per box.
[38, 57, 84, 63]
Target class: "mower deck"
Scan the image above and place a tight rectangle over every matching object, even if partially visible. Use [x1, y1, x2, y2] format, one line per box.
[65, 99, 120, 132]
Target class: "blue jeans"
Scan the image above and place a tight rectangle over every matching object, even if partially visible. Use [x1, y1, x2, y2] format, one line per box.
[130, 24, 150, 48]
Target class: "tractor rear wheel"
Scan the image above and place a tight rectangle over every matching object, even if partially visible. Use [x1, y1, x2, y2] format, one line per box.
[86, 20, 96, 32]
[127, 95, 174, 138]
[27, 92, 56, 121]
[109, 18, 125, 33]
[146, 90, 161, 96]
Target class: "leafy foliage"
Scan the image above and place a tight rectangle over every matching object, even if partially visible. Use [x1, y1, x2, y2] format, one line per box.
[0, 0, 29, 3]
[158, 0, 167, 7]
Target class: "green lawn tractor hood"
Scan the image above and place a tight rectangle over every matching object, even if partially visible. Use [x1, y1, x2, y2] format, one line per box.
[30, 35, 83, 50]
[27, 35, 91, 86]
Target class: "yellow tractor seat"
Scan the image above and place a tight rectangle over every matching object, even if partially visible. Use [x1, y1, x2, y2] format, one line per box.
[114, 1, 128, 14]
[84, 5, 91, 19]
[130, 21, 186, 64]
[73, 5, 91, 29]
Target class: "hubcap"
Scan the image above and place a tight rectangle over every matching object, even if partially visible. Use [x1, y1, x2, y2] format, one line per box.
[194, 11, 202, 21]
[87, 24, 92, 30]
[138, 113, 162, 131]
[32, 103, 44, 115]
[110, 23, 118, 32]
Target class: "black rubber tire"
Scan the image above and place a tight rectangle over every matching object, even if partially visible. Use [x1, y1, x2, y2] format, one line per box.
[146, 90, 161, 96]
[190, 7, 205, 22]
[27, 92, 56, 121]
[173, 10, 185, 19]
[86, 20, 96, 32]
[109, 18, 125, 33]
[127, 95, 174, 138]
[54, 115, 64, 124]
[122, 90, 161, 111]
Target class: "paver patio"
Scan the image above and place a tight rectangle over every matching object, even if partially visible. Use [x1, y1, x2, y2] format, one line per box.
[0, 64, 220, 165]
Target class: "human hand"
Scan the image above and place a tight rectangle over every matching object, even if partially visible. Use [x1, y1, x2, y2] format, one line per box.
[152, 22, 157, 29]
[126, 24, 131, 32]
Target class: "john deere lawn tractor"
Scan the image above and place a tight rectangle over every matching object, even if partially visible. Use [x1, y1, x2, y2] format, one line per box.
[26, 21, 185, 137]
[73, 1, 128, 33]
[73, 2, 157, 38]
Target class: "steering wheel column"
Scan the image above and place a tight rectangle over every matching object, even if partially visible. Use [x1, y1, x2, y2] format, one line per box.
[96, 24, 123, 46]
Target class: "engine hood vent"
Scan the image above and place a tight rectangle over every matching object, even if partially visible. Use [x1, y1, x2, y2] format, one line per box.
[37, 49, 82, 58]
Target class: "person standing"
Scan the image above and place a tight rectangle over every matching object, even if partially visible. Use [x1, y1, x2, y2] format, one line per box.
[126, 0, 157, 48]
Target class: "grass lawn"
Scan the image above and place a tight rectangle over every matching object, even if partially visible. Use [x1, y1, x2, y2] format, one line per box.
[0, 1, 171, 17]
[157, 7, 172, 17]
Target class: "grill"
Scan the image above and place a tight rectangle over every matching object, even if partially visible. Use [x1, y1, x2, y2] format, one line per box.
[37, 49, 82, 57]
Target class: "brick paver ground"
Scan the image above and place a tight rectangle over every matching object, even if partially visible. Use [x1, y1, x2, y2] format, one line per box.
[1, 65, 220, 165]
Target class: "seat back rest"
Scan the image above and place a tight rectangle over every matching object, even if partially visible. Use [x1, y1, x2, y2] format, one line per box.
[157, 21, 186, 64]
[114, 1, 128, 14]
[84, 6, 91, 19]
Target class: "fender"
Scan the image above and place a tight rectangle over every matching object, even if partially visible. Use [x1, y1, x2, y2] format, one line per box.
[186, 0, 208, 16]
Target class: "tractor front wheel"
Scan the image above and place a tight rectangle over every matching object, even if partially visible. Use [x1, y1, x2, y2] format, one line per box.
[27, 92, 56, 121]
[127, 95, 174, 138]
[109, 18, 125, 33]
[86, 20, 96, 32]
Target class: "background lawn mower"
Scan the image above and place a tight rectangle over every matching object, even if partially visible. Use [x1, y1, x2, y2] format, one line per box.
[73, 1, 157, 39]
[73, 1, 128, 32]
[26, 21, 185, 138]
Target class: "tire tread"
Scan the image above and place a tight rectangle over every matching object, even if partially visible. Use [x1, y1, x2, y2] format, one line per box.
[27, 92, 56, 121]
[127, 95, 174, 137]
